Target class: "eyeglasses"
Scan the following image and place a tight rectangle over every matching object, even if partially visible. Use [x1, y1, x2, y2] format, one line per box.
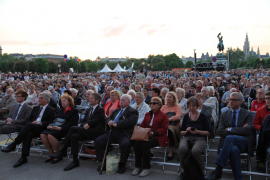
[14, 96, 22, 98]
[149, 102, 159, 105]
[229, 99, 240, 102]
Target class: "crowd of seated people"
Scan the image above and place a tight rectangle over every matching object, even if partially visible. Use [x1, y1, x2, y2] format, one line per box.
[1, 68, 270, 179]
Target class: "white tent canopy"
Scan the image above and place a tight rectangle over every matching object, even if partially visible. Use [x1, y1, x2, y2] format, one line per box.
[112, 63, 127, 72]
[100, 64, 113, 72]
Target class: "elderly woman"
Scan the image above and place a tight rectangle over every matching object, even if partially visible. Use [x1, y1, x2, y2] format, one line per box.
[201, 87, 219, 128]
[77, 83, 86, 99]
[70, 88, 81, 107]
[104, 90, 120, 118]
[31, 87, 41, 105]
[177, 97, 210, 180]
[128, 89, 136, 105]
[161, 91, 182, 160]
[135, 85, 141, 92]
[176, 88, 188, 116]
[40, 94, 79, 164]
[131, 92, 150, 125]
[132, 97, 169, 177]
[161, 88, 169, 99]
[26, 84, 36, 104]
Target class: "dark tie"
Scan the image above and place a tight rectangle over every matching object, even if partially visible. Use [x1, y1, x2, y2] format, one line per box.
[12, 104, 21, 120]
[88, 108, 93, 122]
[114, 110, 123, 123]
[232, 111, 236, 127]
[34, 107, 43, 121]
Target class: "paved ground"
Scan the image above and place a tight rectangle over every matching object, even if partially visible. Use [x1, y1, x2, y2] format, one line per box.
[0, 134, 268, 180]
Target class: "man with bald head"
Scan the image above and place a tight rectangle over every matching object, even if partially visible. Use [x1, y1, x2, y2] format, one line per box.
[95, 94, 138, 174]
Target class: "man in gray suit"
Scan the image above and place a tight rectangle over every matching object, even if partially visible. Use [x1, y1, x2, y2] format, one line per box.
[0, 88, 16, 120]
[48, 86, 60, 104]
[205, 92, 254, 180]
[0, 89, 32, 135]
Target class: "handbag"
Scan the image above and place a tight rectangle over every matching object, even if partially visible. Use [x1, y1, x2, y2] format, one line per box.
[49, 118, 66, 127]
[130, 125, 151, 141]
[167, 112, 180, 126]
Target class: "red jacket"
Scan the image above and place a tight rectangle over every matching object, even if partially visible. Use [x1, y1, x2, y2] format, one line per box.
[141, 110, 169, 147]
[251, 100, 266, 111]
[254, 106, 270, 131]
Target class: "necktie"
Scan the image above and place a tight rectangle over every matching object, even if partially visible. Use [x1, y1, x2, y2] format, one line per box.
[88, 108, 93, 122]
[232, 111, 236, 127]
[12, 104, 21, 120]
[35, 107, 43, 121]
[114, 110, 123, 123]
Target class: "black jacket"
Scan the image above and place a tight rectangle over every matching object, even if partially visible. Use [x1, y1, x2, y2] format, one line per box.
[28, 105, 56, 128]
[74, 96, 82, 107]
[80, 105, 105, 139]
[57, 107, 79, 133]
[106, 106, 138, 139]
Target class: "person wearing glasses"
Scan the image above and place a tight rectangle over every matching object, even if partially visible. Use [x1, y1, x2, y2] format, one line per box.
[132, 97, 169, 177]
[0, 89, 32, 135]
[250, 88, 266, 111]
[131, 92, 150, 125]
[205, 92, 254, 180]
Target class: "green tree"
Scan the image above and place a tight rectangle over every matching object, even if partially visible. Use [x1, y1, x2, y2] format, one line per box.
[98, 62, 106, 70]
[5, 61, 15, 72]
[88, 62, 98, 72]
[133, 60, 142, 70]
[107, 61, 117, 70]
[19, 57, 26, 61]
[184, 61, 194, 68]
[229, 60, 240, 69]
[66, 59, 79, 71]
[253, 58, 265, 69]
[178, 59, 185, 68]
[266, 58, 270, 68]
[48, 61, 58, 73]
[120, 62, 129, 69]
[14, 60, 29, 73]
[168, 61, 179, 70]
[164, 53, 180, 67]
[156, 62, 166, 71]
[60, 61, 69, 72]
[28, 61, 38, 73]
[151, 55, 165, 64]
[0, 61, 7, 72]
[1, 53, 17, 61]
[34, 58, 49, 73]
[225, 48, 245, 61]
[80, 61, 88, 72]
[147, 54, 154, 64]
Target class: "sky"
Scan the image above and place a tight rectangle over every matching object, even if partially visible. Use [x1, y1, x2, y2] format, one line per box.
[0, 0, 270, 60]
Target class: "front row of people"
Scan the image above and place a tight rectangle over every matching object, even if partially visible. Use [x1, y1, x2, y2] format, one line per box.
[0, 91, 258, 180]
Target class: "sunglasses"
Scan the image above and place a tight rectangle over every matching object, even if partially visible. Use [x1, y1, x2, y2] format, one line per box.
[149, 102, 159, 105]
[229, 99, 240, 102]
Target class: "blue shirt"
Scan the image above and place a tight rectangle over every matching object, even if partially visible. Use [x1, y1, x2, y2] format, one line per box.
[229, 107, 241, 131]
[130, 99, 135, 106]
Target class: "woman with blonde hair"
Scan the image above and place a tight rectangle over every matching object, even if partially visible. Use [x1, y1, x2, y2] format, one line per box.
[161, 91, 182, 161]
[103, 90, 120, 118]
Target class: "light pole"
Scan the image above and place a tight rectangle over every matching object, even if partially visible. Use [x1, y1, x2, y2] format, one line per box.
[260, 57, 263, 68]
[58, 64, 61, 74]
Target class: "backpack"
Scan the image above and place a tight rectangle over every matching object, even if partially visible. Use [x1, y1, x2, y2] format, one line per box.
[183, 140, 204, 180]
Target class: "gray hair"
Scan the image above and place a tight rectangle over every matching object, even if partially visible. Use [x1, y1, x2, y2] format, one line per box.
[202, 86, 209, 92]
[230, 92, 243, 101]
[176, 88, 185, 96]
[43, 90, 52, 97]
[16, 83, 23, 88]
[121, 94, 131, 102]
[39, 92, 51, 101]
[161, 87, 169, 93]
[127, 89, 136, 96]
[208, 86, 215, 96]
[230, 88, 237, 93]
[107, 86, 114, 91]
[86, 90, 94, 94]
[70, 88, 78, 95]
[136, 92, 144, 99]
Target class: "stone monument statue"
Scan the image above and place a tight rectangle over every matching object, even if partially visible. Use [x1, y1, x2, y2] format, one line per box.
[217, 32, 224, 52]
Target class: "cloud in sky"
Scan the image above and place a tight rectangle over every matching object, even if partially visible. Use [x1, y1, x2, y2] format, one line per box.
[138, 24, 152, 30]
[147, 29, 157, 36]
[0, 41, 31, 46]
[102, 23, 127, 37]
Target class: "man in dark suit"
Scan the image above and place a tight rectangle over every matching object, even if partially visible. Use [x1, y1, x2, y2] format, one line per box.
[1, 92, 56, 168]
[0, 89, 32, 135]
[205, 92, 254, 180]
[50, 93, 105, 171]
[95, 94, 138, 174]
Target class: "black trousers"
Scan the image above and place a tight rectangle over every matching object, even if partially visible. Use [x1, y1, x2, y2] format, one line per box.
[168, 130, 175, 147]
[134, 138, 159, 169]
[95, 129, 131, 164]
[62, 126, 93, 157]
[14, 122, 46, 156]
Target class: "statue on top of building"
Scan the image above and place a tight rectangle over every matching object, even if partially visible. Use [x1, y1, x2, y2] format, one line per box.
[217, 32, 224, 52]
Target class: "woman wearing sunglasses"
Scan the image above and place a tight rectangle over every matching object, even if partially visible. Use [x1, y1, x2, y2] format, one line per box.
[132, 97, 169, 177]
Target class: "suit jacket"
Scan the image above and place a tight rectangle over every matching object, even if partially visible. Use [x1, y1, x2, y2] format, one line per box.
[28, 105, 56, 128]
[145, 95, 152, 104]
[106, 106, 138, 139]
[8, 103, 32, 126]
[74, 96, 82, 107]
[201, 105, 212, 121]
[51, 90, 60, 104]
[0, 95, 16, 110]
[249, 89, 256, 100]
[49, 98, 58, 111]
[57, 107, 79, 133]
[218, 108, 254, 156]
[80, 105, 105, 139]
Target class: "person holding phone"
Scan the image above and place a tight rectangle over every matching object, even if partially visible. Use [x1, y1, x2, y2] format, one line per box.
[177, 97, 210, 180]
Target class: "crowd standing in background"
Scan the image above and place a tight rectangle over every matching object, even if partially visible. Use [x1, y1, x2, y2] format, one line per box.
[1, 67, 270, 179]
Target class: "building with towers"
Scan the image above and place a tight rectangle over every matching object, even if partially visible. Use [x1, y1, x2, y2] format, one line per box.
[243, 33, 268, 59]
